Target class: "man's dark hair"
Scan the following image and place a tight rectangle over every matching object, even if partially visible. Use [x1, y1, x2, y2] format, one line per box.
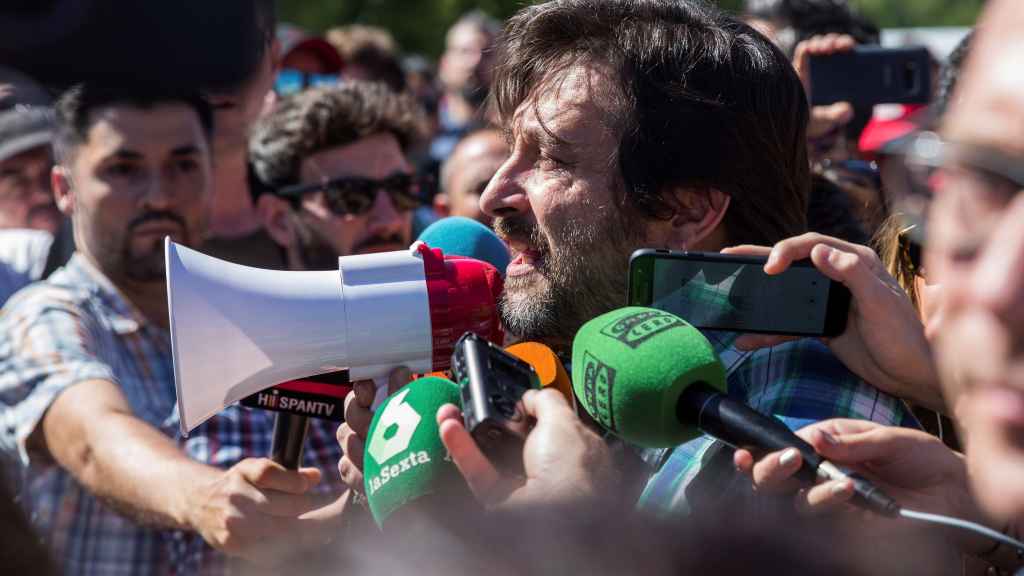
[934, 30, 973, 119]
[249, 82, 428, 191]
[53, 83, 214, 163]
[493, 0, 810, 246]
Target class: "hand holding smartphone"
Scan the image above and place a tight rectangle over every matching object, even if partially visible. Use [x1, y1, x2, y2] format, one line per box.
[628, 249, 851, 337]
[809, 45, 932, 107]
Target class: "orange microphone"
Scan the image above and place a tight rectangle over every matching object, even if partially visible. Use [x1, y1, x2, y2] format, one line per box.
[506, 342, 574, 407]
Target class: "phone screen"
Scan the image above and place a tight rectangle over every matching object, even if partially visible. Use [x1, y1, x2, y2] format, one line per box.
[650, 257, 833, 334]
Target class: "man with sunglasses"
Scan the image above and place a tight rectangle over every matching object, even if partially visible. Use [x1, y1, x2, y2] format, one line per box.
[249, 81, 427, 270]
[249, 82, 429, 497]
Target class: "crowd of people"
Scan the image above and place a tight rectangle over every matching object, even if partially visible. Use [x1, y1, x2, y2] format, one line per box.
[0, 0, 1020, 574]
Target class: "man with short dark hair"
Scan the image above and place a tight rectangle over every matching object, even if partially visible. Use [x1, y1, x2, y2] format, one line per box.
[475, 0, 916, 515]
[0, 83, 346, 575]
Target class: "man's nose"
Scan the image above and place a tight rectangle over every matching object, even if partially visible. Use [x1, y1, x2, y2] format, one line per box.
[366, 189, 405, 237]
[965, 195, 1024, 332]
[479, 155, 531, 219]
[28, 174, 54, 205]
[140, 175, 174, 212]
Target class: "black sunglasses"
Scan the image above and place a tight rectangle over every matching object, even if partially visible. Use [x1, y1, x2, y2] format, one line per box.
[277, 173, 425, 216]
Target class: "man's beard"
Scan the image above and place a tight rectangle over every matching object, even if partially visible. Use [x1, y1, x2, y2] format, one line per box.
[289, 212, 408, 270]
[494, 208, 644, 349]
[121, 210, 190, 282]
[290, 213, 342, 270]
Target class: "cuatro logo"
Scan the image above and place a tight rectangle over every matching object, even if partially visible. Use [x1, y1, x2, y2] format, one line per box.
[600, 309, 684, 349]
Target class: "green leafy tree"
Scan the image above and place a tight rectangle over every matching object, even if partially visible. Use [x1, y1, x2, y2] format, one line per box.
[277, 0, 980, 59]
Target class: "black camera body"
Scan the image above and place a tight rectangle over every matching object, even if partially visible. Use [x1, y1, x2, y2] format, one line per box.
[451, 332, 539, 473]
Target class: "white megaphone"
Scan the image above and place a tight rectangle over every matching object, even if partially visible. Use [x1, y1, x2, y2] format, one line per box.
[165, 238, 504, 435]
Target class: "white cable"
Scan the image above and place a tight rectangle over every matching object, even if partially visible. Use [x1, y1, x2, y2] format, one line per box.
[900, 508, 1024, 552]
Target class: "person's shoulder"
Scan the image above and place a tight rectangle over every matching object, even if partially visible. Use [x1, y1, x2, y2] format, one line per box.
[0, 229, 53, 288]
[2, 262, 93, 322]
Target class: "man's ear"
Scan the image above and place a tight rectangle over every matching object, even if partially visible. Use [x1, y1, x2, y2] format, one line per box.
[665, 188, 731, 250]
[433, 193, 451, 218]
[257, 194, 295, 248]
[52, 166, 74, 215]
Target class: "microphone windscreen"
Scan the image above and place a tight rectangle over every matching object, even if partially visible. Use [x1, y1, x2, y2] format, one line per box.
[571, 307, 726, 448]
[506, 342, 573, 403]
[363, 376, 464, 527]
[418, 216, 511, 275]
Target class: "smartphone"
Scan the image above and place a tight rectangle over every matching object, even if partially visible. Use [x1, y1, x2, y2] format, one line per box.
[628, 249, 850, 337]
[809, 46, 932, 106]
[450, 332, 539, 474]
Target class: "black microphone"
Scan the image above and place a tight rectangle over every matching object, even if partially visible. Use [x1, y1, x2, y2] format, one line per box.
[681, 381, 899, 516]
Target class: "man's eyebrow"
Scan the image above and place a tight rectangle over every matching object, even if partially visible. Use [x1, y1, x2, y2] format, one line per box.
[513, 117, 572, 151]
[108, 149, 144, 160]
[536, 125, 572, 151]
[170, 144, 202, 156]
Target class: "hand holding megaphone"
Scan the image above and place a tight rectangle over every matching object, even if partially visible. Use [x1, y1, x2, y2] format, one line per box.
[337, 367, 413, 493]
[436, 388, 616, 512]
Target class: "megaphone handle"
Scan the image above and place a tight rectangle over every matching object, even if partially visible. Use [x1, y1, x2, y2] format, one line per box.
[271, 412, 310, 470]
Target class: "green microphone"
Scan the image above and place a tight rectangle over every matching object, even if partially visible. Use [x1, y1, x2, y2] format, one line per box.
[363, 376, 466, 527]
[571, 307, 726, 448]
[572, 306, 900, 516]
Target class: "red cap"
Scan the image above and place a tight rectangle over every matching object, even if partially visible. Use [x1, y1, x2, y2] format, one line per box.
[859, 104, 926, 159]
[418, 243, 504, 370]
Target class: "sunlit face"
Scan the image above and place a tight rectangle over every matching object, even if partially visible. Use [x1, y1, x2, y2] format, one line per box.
[480, 64, 647, 349]
[0, 145, 60, 234]
[62, 103, 211, 284]
[283, 132, 414, 269]
[932, 3, 1024, 523]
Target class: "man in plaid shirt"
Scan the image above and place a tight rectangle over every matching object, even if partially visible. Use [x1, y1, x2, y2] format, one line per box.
[451, 0, 924, 516]
[0, 84, 348, 575]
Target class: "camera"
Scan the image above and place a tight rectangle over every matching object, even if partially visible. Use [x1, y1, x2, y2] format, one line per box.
[451, 332, 539, 474]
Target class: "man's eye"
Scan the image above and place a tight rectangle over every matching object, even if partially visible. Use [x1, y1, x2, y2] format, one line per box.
[176, 158, 199, 173]
[539, 152, 569, 168]
[108, 163, 140, 178]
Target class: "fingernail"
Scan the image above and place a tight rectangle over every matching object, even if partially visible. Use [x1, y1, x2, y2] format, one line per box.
[779, 448, 800, 467]
[832, 480, 852, 496]
[820, 431, 839, 446]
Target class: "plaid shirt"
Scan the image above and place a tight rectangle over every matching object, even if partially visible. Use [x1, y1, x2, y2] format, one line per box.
[0, 254, 345, 576]
[636, 330, 919, 517]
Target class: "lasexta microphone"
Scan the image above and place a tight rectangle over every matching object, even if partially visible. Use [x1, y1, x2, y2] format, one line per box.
[571, 307, 899, 517]
[363, 376, 467, 527]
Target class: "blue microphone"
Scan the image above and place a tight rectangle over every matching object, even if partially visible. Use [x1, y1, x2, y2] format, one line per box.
[417, 217, 510, 276]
